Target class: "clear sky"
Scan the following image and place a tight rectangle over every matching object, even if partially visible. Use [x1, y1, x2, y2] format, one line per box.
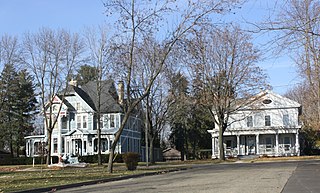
[0, 0, 299, 95]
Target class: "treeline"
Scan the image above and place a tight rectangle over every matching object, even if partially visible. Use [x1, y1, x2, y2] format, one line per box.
[2, 0, 319, 164]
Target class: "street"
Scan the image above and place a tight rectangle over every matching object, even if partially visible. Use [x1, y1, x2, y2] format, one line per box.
[57, 160, 320, 193]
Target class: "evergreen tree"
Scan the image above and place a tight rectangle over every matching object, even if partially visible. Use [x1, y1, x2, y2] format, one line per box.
[0, 64, 20, 157]
[16, 69, 38, 156]
[0, 65, 37, 157]
[75, 65, 99, 86]
[168, 72, 189, 160]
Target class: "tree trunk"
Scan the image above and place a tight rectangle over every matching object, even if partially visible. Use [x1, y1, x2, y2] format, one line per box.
[10, 133, 14, 158]
[218, 125, 225, 160]
[107, 144, 115, 173]
[97, 113, 102, 165]
[107, 111, 131, 173]
[145, 111, 149, 167]
[46, 131, 52, 165]
[150, 138, 154, 164]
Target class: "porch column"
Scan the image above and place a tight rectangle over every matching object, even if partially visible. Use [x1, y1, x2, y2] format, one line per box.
[216, 137, 220, 159]
[256, 134, 260, 155]
[81, 136, 84, 156]
[57, 116, 62, 158]
[237, 135, 240, 156]
[275, 133, 279, 156]
[295, 130, 300, 156]
[212, 137, 217, 159]
[31, 141, 35, 157]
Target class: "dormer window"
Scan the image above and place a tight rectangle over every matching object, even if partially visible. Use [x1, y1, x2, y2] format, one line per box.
[262, 99, 272, 104]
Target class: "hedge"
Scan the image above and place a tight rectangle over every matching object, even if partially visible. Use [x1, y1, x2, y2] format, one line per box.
[0, 154, 124, 166]
[78, 154, 123, 163]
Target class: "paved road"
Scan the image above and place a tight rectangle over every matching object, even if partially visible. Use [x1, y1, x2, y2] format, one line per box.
[57, 160, 320, 193]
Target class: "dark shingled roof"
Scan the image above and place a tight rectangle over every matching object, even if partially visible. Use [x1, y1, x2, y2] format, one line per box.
[76, 80, 123, 113]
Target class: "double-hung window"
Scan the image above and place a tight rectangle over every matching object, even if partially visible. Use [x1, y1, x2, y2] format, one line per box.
[246, 116, 253, 127]
[265, 115, 271, 126]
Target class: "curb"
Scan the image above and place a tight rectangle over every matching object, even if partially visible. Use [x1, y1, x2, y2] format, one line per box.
[14, 167, 189, 193]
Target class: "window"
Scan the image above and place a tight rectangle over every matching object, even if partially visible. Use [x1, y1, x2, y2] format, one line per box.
[283, 114, 289, 126]
[284, 137, 291, 151]
[53, 138, 58, 153]
[76, 102, 81, 111]
[226, 140, 232, 149]
[61, 116, 68, 129]
[94, 139, 98, 152]
[77, 116, 81, 128]
[83, 115, 87, 128]
[266, 137, 272, 151]
[101, 139, 108, 152]
[265, 115, 271, 126]
[115, 114, 119, 128]
[246, 116, 253, 127]
[103, 115, 109, 129]
[110, 114, 115, 128]
[262, 99, 272, 104]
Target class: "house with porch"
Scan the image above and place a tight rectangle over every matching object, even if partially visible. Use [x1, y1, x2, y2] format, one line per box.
[208, 90, 301, 158]
[25, 80, 142, 160]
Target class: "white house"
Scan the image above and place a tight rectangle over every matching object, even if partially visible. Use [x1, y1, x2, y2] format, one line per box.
[25, 80, 142, 159]
[208, 90, 301, 158]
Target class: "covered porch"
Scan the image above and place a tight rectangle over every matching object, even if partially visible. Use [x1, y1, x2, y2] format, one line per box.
[210, 130, 300, 158]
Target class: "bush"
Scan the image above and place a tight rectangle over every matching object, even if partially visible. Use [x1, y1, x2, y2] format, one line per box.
[78, 154, 124, 164]
[0, 156, 47, 166]
[123, 152, 140, 171]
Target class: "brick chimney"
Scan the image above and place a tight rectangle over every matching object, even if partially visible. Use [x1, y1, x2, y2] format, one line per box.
[69, 79, 78, 87]
[118, 81, 124, 105]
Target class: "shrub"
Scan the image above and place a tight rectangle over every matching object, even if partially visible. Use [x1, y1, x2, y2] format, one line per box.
[0, 156, 47, 166]
[123, 152, 140, 171]
[78, 154, 124, 164]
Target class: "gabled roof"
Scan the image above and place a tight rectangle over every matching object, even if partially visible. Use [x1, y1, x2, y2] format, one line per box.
[61, 80, 122, 113]
[242, 90, 301, 111]
[80, 80, 122, 113]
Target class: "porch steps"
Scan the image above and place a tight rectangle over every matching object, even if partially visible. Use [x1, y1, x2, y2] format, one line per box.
[238, 155, 259, 160]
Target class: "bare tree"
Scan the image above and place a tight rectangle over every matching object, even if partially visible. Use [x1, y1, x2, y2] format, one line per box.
[145, 75, 170, 164]
[104, 0, 243, 173]
[83, 26, 113, 165]
[260, 0, 320, 130]
[0, 35, 23, 113]
[23, 28, 85, 165]
[0, 35, 22, 69]
[184, 25, 268, 160]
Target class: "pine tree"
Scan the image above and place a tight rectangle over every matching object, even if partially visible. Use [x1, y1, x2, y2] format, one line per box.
[0, 64, 20, 157]
[16, 69, 38, 156]
[0, 65, 37, 157]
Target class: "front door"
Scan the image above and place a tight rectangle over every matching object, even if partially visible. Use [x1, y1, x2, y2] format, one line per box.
[75, 139, 82, 156]
[247, 136, 256, 155]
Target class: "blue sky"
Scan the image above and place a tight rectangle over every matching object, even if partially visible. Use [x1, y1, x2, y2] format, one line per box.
[0, 0, 299, 95]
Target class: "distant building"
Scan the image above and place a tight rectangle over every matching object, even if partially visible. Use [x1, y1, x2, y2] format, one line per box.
[25, 80, 142, 159]
[208, 90, 301, 158]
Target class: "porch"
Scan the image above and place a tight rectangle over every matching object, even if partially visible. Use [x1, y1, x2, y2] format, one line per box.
[212, 133, 300, 158]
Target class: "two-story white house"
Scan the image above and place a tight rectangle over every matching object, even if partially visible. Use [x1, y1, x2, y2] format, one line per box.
[25, 80, 142, 159]
[208, 90, 301, 158]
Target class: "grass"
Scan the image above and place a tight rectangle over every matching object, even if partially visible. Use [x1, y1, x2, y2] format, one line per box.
[0, 162, 190, 193]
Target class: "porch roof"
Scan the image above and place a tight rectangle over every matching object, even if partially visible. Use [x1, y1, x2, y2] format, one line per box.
[24, 135, 46, 139]
[63, 128, 116, 136]
[208, 127, 300, 137]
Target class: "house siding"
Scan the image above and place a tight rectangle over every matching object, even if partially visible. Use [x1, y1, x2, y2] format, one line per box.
[25, 81, 142, 160]
[208, 90, 301, 158]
